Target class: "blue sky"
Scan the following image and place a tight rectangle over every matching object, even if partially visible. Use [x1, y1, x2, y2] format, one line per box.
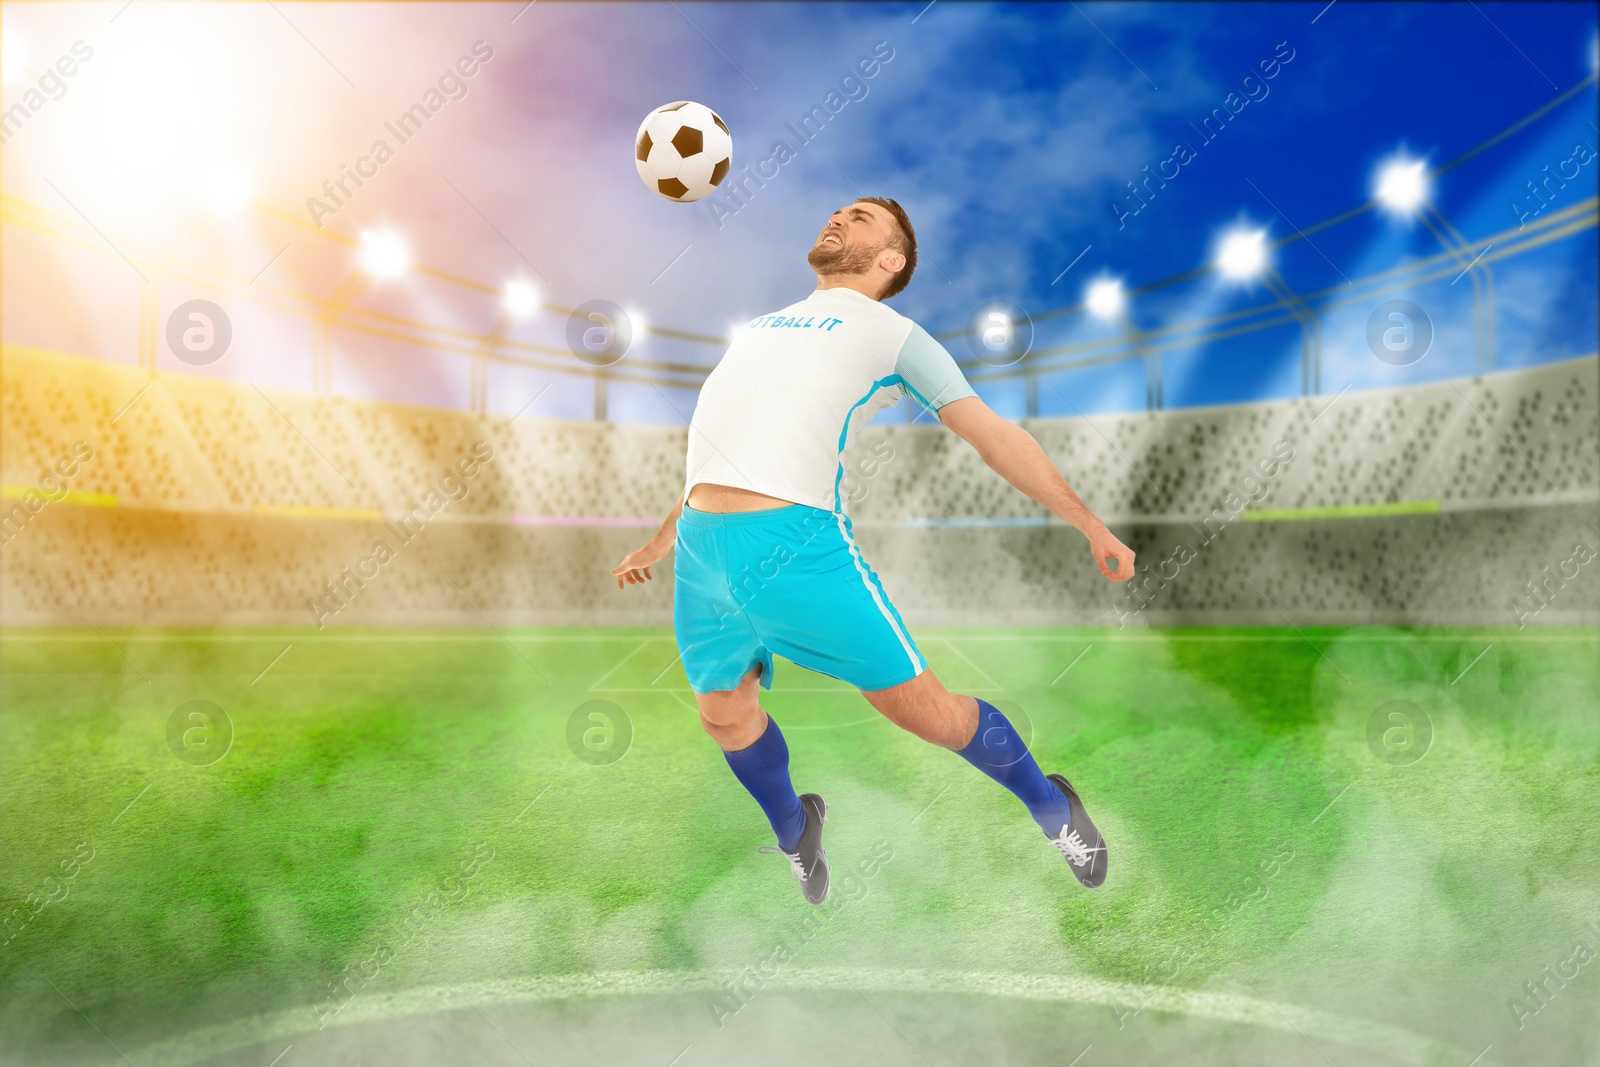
[3, 1, 1596, 423]
[595, 0, 1599, 420]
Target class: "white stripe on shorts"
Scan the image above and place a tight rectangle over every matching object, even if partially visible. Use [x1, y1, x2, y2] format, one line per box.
[833, 510, 923, 683]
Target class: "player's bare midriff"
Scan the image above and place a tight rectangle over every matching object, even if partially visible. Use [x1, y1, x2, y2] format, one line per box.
[686, 482, 799, 513]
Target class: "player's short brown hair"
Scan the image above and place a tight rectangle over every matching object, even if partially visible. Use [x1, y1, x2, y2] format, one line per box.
[855, 196, 917, 300]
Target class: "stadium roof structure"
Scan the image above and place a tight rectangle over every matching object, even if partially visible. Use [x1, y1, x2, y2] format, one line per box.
[2, 71, 1594, 416]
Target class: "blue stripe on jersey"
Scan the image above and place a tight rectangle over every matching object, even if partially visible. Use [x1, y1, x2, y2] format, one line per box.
[831, 374, 926, 681]
[833, 373, 910, 513]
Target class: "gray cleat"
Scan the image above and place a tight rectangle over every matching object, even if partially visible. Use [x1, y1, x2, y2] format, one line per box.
[1046, 773, 1108, 888]
[759, 793, 830, 904]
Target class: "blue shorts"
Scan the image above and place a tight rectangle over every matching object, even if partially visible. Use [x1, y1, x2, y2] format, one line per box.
[673, 503, 928, 695]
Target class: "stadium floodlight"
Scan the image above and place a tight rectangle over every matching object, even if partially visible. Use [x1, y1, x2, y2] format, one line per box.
[1214, 227, 1269, 280]
[1374, 156, 1429, 216]
[358, 229, 411, 280]
[502, 278, 540, 320]
[1085, 277, 1126, 321]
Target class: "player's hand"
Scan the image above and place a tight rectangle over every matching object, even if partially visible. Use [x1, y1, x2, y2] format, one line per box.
[1088, 526, 1135, 582]
[611, 538, 671, 590]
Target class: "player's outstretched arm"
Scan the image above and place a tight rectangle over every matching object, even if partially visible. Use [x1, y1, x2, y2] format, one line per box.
[611, 484, 687, 589]
[936, 397, 1135, 583]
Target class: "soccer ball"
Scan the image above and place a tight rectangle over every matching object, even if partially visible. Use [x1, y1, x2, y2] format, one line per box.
[634, 101, 732, 203]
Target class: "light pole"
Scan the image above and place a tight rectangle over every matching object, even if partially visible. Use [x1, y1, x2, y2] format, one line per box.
[1085, 276, 1154, 409]
[316, 229, 412, 393]
[488, 278, 542, 415]
[1375, 156, 1495, 374]
[1213, 226, 1317, 394]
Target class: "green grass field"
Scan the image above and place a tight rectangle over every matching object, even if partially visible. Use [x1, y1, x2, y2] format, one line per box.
[2, 627, 1597, 1067]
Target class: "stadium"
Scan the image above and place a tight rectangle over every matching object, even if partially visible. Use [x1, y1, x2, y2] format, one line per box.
[2, 3, 1598, 1066]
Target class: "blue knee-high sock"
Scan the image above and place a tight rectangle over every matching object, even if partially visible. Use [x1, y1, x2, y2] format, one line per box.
[722, 715, 806, 851]
[954, 700, 1072, 837]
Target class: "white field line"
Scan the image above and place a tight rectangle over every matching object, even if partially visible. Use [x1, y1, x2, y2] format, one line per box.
[938, 638, 1004, 690]
[649, 652, 683, 686]
[127, 968, 1479, 1067]
[585, 638, 662, 690]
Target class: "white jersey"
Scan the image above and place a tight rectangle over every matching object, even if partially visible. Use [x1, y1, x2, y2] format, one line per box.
[685, 285, 977, 513]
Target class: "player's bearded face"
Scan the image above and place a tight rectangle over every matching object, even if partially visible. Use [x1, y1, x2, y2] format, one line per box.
[808, 229, 884, 276]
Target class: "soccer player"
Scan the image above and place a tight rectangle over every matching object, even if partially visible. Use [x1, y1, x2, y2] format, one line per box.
[612, 197, 1135, 903]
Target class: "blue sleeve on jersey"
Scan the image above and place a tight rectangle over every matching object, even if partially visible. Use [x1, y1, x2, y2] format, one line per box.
[893, 323, 978, 411]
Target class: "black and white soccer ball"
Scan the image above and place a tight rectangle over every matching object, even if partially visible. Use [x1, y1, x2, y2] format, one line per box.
[634, 101, 732, 203]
